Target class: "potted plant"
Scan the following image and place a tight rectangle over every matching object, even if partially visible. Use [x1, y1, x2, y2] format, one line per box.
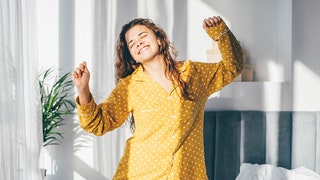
[38, 68, 75, 177]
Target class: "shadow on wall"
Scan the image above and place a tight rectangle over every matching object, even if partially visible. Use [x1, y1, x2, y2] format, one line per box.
[45, 115, 110, 180]
[72, 155, 110, 180]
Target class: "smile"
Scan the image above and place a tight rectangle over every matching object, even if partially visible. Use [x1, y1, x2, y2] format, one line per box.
[138, 46, 149, 54]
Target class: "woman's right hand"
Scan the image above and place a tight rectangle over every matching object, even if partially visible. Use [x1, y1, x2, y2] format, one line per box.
[72, 61, 91, 105]
[72, 61, 90, 91]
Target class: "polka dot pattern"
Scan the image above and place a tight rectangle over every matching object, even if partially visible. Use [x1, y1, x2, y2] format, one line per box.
[76, 20, 243, 179]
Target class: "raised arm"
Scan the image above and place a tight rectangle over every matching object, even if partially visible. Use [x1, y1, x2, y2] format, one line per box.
[197, 16, 244, 96]
[72, 62, 130, 136]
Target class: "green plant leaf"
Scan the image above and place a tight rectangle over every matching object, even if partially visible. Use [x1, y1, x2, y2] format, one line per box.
[39, 68, 75, 147]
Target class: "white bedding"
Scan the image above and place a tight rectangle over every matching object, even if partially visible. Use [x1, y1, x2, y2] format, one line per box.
[236, 163, 320, 180]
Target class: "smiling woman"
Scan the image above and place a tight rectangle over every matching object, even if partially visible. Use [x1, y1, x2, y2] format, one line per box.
[72, 16, 243, 179]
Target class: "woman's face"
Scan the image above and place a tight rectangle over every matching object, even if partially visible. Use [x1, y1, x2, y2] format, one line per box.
[125, 25, 161, 64]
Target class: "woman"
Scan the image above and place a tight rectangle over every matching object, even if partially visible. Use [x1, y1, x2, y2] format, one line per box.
[72, 16, 243, 179]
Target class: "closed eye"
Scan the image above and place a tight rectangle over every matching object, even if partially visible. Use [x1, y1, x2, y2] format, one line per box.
[140, 34, 147, 39]
[129, 42, 135, 49]
[128, 32, 148, 49]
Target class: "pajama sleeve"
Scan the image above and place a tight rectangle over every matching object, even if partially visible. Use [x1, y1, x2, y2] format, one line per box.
[76, 80, 131, 136]
[195, 20, 244, 96]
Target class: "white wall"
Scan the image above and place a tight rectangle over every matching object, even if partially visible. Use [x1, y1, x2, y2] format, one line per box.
[292, 0, 320, 111]
[37, 0, 320, 179]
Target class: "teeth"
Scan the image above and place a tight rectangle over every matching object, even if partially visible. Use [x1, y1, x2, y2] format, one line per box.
[139, 46, 148, 54]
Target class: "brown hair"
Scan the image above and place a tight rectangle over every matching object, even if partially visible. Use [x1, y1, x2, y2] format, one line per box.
[115, 18, 193, 131]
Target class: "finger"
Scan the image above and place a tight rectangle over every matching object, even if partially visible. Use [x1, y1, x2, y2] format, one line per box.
[73, 67, 83, 77]
[73, 71, 80, 79]
[83, 61, 89, 73]
[213, 17, 219, 25]
[80, 61, 90, 74]
[79, 63, 86, 72]
[203, 19, 212, 29]
[216, 16, 222, 23]
[72, 70, 79, 79]
[202, 20, 207, 29]
[207, 18, 214, 26]
[209, 16, 222, 26]
[214, 16, 222, 25]
[210, 17, 220, 26]
[205, 17, 217, 28]
[207, 18, 215, 26]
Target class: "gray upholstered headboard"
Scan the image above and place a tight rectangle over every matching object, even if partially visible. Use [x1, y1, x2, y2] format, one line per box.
[204, 111, 320, 180]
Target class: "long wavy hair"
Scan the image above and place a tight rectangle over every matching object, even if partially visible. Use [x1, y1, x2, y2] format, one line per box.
[115, 18, 193, 131]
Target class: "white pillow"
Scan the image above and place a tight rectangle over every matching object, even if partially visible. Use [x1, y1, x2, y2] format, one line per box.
[236, 163, 320, 180]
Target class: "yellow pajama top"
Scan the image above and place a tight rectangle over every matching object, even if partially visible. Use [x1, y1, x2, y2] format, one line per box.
[76, 21, 243, 180]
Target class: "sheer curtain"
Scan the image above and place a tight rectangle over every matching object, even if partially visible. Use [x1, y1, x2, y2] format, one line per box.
[0, 0, 42, 179]
[90, 1, 132, 178]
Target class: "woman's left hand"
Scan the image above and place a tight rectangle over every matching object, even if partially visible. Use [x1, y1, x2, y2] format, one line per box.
[203, 16, 222, 31]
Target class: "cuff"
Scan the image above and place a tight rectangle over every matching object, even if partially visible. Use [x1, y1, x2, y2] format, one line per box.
[206, 20, 230, 41]
[75, 94, 96, 116]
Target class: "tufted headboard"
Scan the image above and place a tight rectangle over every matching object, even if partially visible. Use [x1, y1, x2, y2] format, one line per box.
[204, 111, 320, 180]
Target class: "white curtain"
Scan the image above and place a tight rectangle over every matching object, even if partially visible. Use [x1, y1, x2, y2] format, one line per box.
[0, 0, 42, 179]
[90, 1, 132, 178]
